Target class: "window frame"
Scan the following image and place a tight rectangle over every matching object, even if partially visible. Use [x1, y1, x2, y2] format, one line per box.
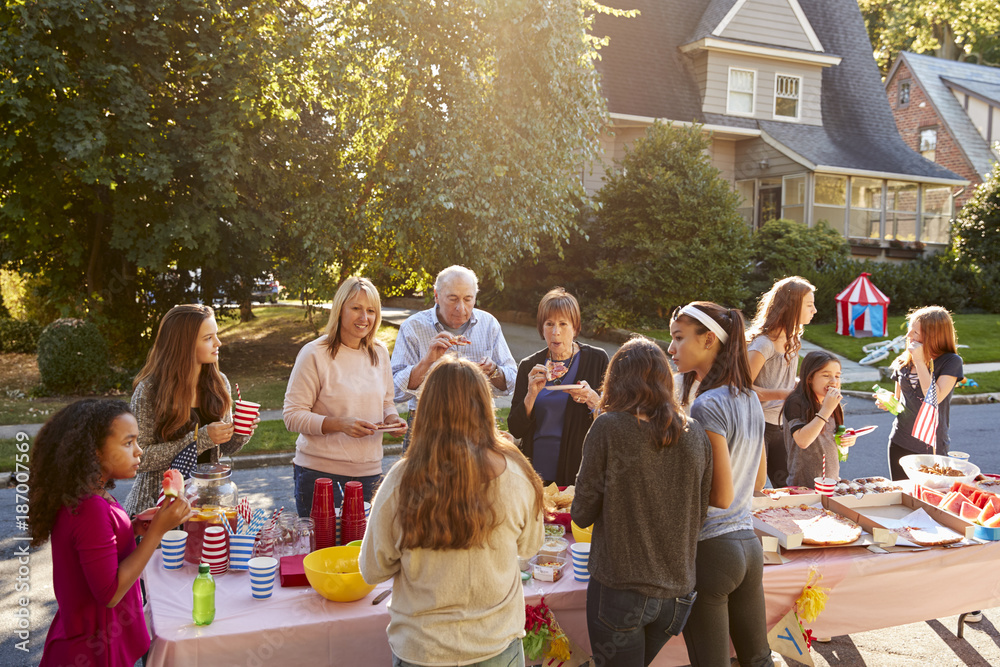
[773, 73, 802, 121]
[727, 67, 757, 117]
[898, 79, 911, 108]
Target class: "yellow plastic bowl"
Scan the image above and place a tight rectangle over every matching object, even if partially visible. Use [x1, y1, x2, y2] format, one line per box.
[302, 546, 375, 602]
[571, 520, 593, 543]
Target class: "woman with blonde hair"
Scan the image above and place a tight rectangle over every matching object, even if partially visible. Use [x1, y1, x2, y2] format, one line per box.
[746, 276, 817, 488]
[123, 304, 254, 516]
[284, 276, 405, 515]
[880, 306, 962, 480]
[360, 356, 544, 667]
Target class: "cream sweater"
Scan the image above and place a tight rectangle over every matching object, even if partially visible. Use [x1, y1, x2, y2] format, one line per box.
[283, 337, 397, 477]
[360, 456, 544, 666]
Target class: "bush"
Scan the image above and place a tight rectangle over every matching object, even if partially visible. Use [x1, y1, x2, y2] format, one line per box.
[590, 122, 752, 327]
[748, 219, 850, 298]
[0, 318, 43, 353]
[36, 319, 111, 393]
[952, 161, 1000, 312]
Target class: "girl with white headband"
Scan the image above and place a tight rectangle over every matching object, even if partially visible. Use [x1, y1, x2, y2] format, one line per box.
[668, 301, 772, 667]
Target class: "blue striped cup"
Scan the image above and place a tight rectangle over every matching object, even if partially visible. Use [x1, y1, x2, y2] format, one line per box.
[248, 557, 277, 599]
[228, 534, 256, 571]
[161, 530, 187, 570]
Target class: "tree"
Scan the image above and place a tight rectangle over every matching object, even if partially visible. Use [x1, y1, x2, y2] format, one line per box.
[589, 122, 752, 327]
[951, 161, 1000, 312]
[858, 0, 1000, 72]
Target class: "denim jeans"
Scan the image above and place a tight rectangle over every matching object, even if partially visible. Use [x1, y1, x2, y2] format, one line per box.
[391, 637, 523, 667]
[587, 578, 697, 667]
[682, 530, 774, 667]
[293, 464, 381, 517]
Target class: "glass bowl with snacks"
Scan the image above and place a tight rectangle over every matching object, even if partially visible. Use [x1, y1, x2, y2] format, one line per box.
[529, 554, 569, 582]
[543, 523, 565, 539]
[537, 536, 569, 559]
[900, 454, 980, 490]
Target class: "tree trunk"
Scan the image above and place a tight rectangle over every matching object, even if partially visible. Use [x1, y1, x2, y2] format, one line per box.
[239, 297, 255, 323]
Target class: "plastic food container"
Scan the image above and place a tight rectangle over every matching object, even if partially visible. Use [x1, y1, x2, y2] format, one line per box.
[537, 537, 569, 559]
[900, 454, 980, 490]
[530, 554, 569, 582]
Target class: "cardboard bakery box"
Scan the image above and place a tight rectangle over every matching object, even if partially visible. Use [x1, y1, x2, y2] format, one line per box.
[825, 491, 976, 543]
[751, 493, 875, 550]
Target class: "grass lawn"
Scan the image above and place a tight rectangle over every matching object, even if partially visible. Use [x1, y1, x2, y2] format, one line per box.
[803, 313, 1000, 364]
[0, 305, 401, 425]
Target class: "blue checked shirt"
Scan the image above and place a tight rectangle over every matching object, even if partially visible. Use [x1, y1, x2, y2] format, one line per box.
[390, 307, 517, 409]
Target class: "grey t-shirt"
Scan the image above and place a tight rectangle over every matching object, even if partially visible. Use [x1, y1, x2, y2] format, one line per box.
[782, 394, 838, 486]
[691, 387, 765, 541]
[747, 335, 797, 425]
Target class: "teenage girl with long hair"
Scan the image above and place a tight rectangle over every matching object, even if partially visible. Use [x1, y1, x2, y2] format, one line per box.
[283, 276, 406, 515]
[123, 304, 255, 516]
[879, 306, 962, 480]
[782, 351, 857, 487]
[360, 356, 544, 666]
[29, 400, 192, 666]
[572, 338, 729, 666]
[669, 302, 773, 667]
[746, 276, 816, 488]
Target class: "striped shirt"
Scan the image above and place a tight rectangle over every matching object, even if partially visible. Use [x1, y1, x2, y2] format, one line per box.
[390, 307, 517, 409]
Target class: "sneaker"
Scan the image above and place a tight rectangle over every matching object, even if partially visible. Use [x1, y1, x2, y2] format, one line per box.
[964, 611, 983, 623]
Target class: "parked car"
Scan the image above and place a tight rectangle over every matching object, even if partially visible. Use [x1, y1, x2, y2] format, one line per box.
[251, 276, 281, 303]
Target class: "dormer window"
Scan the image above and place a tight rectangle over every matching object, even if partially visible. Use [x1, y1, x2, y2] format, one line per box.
[774, 74, 801, 120]
[728, 68, 756, 115]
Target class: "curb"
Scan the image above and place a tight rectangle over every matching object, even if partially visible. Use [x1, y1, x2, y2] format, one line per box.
[841, 389, 1000, 405]
[2, 444, 407, 486]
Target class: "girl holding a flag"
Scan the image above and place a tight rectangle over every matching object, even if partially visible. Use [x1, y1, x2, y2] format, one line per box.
[879, 306, 962, 481]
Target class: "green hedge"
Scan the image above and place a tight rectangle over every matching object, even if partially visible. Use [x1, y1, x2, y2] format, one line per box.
[37, 319, 111, 393]
[0, 318, 43, 353]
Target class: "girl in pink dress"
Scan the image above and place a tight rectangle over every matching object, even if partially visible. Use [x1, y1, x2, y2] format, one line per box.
[29, 399, 191, 666]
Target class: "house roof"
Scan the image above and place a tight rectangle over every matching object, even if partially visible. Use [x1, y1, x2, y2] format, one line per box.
[888, 52, 999, 180]
[941, 77, 1000, 107]
[593, 0, 963, 183]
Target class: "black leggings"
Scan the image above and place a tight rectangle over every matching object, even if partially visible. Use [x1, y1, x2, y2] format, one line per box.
[764, 423, 787, 488]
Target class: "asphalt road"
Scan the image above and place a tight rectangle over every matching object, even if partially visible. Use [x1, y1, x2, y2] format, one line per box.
[3, 404, 1000, 666]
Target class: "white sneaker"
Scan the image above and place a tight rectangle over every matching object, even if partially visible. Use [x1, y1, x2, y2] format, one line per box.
[964, 611, 983, 623]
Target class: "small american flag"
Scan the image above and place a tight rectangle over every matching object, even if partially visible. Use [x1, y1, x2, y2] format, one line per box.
[911, 363, 939, 453]
[170, 441, 199, 479]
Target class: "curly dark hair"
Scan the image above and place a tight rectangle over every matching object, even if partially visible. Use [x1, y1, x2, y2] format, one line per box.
[28, 399, 132, 547]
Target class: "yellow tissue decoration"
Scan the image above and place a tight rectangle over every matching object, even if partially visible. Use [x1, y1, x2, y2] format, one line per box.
[794, 568, 830, 624]
[546, 628, 571, 661]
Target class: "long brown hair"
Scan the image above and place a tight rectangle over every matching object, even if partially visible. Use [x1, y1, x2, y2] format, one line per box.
[599, 337, 685, 448]
[891, 306, 958, 371]
[28, 399, 132, 547]
[746, 276, 814, 361]
[323, 277, 382, 365]
[783, 351, 844, 428]
[672, 301, 753, 404]
[134, 304, 230, 441]
[397, 356, 543, 550]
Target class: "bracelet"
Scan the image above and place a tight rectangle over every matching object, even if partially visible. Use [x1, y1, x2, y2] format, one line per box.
[815, 414, 829, 423]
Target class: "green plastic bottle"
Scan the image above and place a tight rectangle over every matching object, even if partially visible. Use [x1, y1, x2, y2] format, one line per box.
[192, 563, 215, 626]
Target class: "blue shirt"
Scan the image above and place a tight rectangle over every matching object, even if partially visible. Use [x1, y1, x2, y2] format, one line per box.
[390, 307, 517, 409]
[530, 353, 580, 481]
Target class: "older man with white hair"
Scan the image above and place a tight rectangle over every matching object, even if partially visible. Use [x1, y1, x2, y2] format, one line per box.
[391, 266, 517, 441]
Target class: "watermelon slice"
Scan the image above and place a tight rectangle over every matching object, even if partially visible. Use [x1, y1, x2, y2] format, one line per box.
[979, 502, 998, 526]
[986, 512, 1000, 529]
[960, 501, 981, 521]
[922, 488, 946, 507]
[943, 492, 969, 515]
[988, 496, 1000, 514]
[162, 469, 184, 499]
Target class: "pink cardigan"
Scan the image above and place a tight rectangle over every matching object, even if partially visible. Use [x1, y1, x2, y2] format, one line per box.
[283, 337, 397, 477]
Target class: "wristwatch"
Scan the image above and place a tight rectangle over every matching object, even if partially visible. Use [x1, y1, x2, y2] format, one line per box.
[489, 365, 503, 380]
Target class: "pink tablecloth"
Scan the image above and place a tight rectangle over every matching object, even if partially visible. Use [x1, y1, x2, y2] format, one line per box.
[144, 541, 1000, 666]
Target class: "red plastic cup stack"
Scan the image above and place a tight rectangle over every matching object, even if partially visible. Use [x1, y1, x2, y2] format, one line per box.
[339, 481, 367, 545]
[310, 478, 336, 550]
[201, 525, 229, 576]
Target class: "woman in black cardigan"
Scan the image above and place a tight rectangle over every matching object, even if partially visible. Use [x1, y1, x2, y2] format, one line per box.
[508, 288, 609, 485]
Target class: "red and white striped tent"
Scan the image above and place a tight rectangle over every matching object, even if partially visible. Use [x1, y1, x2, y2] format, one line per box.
[835, 273, 890, 337]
